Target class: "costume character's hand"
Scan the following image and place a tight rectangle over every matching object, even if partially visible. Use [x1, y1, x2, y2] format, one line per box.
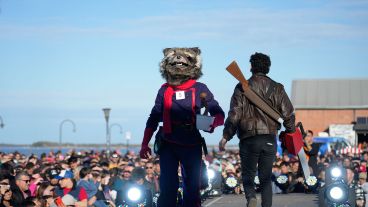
[140, 128, 154, 159]
[140, 145, 152, 159]
[219, 137, 228, 152]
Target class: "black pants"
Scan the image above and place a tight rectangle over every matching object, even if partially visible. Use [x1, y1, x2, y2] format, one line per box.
[158, 142, 202, 207]
[240, 134, 276, 207]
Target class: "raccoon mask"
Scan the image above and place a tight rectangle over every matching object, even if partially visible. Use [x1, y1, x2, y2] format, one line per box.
[160, 47, 203, 86]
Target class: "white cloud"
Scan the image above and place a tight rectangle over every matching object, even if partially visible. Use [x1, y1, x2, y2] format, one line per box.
[0, 7, 367, 45]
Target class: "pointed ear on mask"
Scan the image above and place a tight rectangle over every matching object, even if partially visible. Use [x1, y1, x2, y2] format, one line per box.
[190, 47, 201, 55]
[163, 48, 172, 56]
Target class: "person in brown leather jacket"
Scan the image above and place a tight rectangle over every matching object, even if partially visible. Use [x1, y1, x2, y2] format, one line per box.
[219, 52, 295, 207]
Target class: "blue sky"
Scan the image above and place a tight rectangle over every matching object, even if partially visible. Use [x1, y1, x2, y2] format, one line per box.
[0, 0, 367, 145]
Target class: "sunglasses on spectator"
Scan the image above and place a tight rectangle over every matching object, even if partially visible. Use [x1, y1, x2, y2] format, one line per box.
[145, 166, 153, 169]
[21, 180, 30, 183]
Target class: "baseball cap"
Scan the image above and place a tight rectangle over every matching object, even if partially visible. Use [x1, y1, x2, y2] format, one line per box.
[55, 170, 74, 180]
[48, 169, 60, 179]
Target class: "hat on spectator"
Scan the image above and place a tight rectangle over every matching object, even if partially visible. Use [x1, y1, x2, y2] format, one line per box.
[359, 172, 367, 180]
[48, 169, 60, 179]
[55, 170, 74, 179]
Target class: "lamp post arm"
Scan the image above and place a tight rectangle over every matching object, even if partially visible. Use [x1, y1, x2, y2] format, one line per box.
[59, 119, 77, 148]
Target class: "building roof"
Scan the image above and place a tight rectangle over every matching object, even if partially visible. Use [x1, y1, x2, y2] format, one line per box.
[291, 79, 368, 109]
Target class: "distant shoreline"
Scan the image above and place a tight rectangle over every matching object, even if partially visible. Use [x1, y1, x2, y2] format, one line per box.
[0, 143, 238, 149]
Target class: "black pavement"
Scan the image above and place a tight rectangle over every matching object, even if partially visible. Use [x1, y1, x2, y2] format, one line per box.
[202, 194, 318, 207]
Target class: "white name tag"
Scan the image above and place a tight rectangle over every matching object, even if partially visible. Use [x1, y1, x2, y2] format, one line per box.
[175, 91, 185, 100]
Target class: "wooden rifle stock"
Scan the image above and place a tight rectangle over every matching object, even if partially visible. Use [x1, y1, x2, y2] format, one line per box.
[226, 61, 284, 124]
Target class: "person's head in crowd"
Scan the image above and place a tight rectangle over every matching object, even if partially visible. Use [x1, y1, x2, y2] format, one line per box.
[1, 186, 12, 205]
[346, 167, 355, 184]
[30, 168, 44, 186]
[79, 167, 92, 180]
[359, 172, 367, 185]
[0, 161, 15, 176]
[304, 130, 314, 146]
[109, 167, 121, 179]
[36, 182, 54, 198]
[280, 162, 290, 175]
[0, 174, 11, 198]
[131, 167, 146, 185]
[15, 171, 31, 192]
[59, 160, 69, 170]
[282, 153, 290, 163]
[28, 155, 38, 165]
[68, 156, 79, 170]
[100, 170, 111, 186]
[122, 166, 133, 180]
[90, 158, 99, 168]
[23, 197, 38, 207]
[36, 181, 55, 207]
[100, 161, 109, 171]
[14, 152, 21, 161]
[46, 168, 60, 186]
[56, 170, 75, 189]
[91, 169, 102, 183]
[318, 169, 326, 182]
[352, 159, 361, 173]
[363, 153, 368, 162]
[40, 153, 47, 162]
[73, 165, 84, 181]
[343, 157, 352, 169]
[145, 162, 154, 176]
[110, 152, 120, 164]
[225, 164, 236, 177]
[291, 160, 300, 174]
[272, 164, 280, 173]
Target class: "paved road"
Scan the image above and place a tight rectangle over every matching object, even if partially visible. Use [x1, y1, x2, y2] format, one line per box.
[202, 194, 319, 207]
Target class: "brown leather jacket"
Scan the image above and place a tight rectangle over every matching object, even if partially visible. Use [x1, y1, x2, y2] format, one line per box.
[223, 73, 295, 141]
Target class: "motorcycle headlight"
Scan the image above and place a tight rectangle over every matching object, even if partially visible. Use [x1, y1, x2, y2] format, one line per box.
[225, 177, 238, 188]
[207, 169, 215, 180]
[325, 182, 349, 204]
[305, 176, 318, 187]
[254, 175, 260, 185]
[276, 175, 288, 184]
[127, 187, 142, 202]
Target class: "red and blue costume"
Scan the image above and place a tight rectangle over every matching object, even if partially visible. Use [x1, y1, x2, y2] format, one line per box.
[140, 79, 224, 207]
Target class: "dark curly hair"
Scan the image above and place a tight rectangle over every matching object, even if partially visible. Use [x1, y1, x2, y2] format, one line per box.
[250, 52, 271, 74]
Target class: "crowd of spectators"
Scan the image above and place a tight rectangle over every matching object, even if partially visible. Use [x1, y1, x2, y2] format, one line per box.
[0, 140, 368, 206]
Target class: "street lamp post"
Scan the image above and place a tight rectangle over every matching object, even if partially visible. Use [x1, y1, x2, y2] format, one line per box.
[0, 116, 4, 128]
[125, 131, 132, 153]
[59, 119, 76, 149]
[109, 123, 123, 151]
[102, 108, 111, 157]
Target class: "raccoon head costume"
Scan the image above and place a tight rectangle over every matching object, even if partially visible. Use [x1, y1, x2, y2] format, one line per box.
[160, 47, 202, 86]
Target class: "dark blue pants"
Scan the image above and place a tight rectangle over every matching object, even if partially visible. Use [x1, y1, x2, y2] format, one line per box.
[240, 134, 276, 207]
[158, 142, 202, 207]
